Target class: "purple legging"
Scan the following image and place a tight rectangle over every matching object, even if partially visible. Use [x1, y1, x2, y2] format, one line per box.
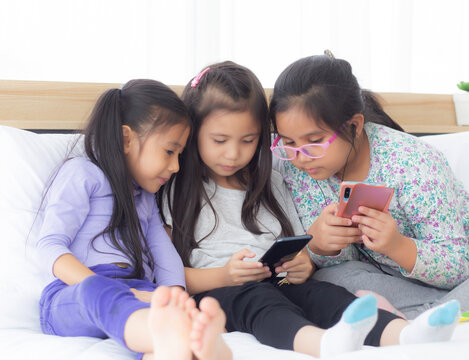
[39, 263, 156, 354]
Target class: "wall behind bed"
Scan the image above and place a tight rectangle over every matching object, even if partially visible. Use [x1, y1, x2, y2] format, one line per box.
[0, 80, 468, 135]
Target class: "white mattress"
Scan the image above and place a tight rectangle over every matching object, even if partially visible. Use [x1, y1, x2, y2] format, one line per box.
[1, 324, 468, 360]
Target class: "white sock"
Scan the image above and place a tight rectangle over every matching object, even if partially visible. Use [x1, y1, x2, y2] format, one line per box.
[320, 294, 378, 358]
[400, 300, 460, 345]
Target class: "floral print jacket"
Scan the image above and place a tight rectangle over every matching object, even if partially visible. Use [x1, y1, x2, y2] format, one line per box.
[276, 122, 469, 289]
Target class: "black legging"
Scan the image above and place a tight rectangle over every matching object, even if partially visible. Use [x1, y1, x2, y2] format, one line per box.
[193, 278, 400, 350]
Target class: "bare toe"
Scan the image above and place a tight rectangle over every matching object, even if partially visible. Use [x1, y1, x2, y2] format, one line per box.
[199, 297, 224, 319]
[184, 296, 196, 314]
[151, 286, 171, 308]
[149, 286, 192, 360]
[190, 297, 231, 360]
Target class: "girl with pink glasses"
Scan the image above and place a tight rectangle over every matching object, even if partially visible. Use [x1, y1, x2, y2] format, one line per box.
[270, 52, 469, 320]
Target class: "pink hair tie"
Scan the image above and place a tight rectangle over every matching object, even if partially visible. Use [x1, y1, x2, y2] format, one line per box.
[191, 67, 210, 88]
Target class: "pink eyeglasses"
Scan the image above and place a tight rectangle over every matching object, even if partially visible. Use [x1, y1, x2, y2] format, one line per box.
[270, 122, 348, 161]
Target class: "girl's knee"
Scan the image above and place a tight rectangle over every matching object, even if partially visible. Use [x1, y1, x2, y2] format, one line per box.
[238, 280, 276, 294]
[312, 280, 357, 303]
[335, 261, 377, 273]
[77, 274, 106, 294]
[315, 261, 379, 281]
[76, 274, 131, 306]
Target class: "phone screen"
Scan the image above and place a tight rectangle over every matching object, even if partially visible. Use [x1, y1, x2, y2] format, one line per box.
[259, 235, 312, 280]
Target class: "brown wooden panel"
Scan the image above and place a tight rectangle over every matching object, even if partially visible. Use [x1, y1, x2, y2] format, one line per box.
[0, 80, 119, 129]
[1, 80, 468, 133]
[377, 93, 468, 133]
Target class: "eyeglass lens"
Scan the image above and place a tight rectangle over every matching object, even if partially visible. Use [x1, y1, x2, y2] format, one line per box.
[275, 144, 326, 160]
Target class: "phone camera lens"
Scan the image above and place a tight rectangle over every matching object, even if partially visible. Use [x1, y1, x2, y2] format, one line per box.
[344, 188, 351, 198]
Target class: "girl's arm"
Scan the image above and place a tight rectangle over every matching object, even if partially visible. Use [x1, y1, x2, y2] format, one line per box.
[53, 253, 96, 285]
[355, 147, 469, 289]
[36, 159, 95, 280]
[305, 203, 361, 267]
[147, 202, 186, 288]
[185, 249, 271, 295]
[185, 266, 228, 294]
[396, 148, 469, 289]
[398, 171, 468, 288]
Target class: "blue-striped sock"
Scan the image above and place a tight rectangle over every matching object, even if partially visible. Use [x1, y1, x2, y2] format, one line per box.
[320, 294, 378, 358]
[400, 300, 460, 345]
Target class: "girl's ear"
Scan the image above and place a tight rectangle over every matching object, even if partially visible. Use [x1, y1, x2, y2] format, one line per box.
[349, 114, 365, 139]
[122, 125, 133, 155]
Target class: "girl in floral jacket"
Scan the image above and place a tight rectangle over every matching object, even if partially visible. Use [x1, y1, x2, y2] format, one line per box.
[270, 52, 469, 319]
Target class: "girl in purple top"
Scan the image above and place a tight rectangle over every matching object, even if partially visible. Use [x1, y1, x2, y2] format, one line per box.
[35, 79, 232, 360]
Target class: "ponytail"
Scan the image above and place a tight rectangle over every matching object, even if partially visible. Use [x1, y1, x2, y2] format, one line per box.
[84, 88, 149, 279]
[361, 90, 404, 132]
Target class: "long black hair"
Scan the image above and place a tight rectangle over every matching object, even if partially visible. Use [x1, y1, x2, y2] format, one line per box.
[160, 61, 294, 267]
[85, 79, 189, 279]
[270, 53, 404, 143]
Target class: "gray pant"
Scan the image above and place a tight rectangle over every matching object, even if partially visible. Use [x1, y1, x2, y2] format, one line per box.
[313, 261, 469, 319]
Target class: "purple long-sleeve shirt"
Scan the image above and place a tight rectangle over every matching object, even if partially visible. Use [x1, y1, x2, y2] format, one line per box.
[35, 157, 185, 288]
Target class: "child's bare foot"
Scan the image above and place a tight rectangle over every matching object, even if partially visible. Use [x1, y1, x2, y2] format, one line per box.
[148, 286, 194, 360]
[189, 297, 232, 360]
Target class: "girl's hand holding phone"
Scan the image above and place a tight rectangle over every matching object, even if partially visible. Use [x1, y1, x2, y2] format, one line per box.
[223, 249, 271, 286]
[275, 248, 315, 284]
[352, 206, 406, 257]
[307, 203, 363, 256]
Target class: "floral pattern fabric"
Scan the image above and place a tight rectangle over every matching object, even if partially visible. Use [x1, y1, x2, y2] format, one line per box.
[278, 123, 469, 289]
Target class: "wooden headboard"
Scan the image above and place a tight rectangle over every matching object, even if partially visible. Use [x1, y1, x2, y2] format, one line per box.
[1, 80, 468, 134]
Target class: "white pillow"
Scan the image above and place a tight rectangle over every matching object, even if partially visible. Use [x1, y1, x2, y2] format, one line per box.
[0, 125, 80, 330]
[420, 131, 469, 192]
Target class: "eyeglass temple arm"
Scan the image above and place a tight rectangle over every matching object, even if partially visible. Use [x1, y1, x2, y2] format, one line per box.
[327, 132, 339, 144]
[271, 135, 281, 148]
[326, 120, 350, 145]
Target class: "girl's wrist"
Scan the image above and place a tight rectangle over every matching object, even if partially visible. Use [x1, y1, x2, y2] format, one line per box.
[305, 242, 315, 257]
[221, 265, 234, 287]
[386, 235, 417, 272]
[306, 240, 340, 257]
[307, 222, 341, 257]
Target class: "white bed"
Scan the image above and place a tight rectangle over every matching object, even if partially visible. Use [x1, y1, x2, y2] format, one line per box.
[1, 124, 468, 360]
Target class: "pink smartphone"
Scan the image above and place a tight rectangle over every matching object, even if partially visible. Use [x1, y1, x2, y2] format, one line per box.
[336, 182, 394, 224]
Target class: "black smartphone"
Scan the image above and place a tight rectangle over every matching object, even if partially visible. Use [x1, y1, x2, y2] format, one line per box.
[259, 235, 312, 280]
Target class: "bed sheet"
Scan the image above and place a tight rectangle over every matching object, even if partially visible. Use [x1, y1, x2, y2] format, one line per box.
[1, 324, 468, 360]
